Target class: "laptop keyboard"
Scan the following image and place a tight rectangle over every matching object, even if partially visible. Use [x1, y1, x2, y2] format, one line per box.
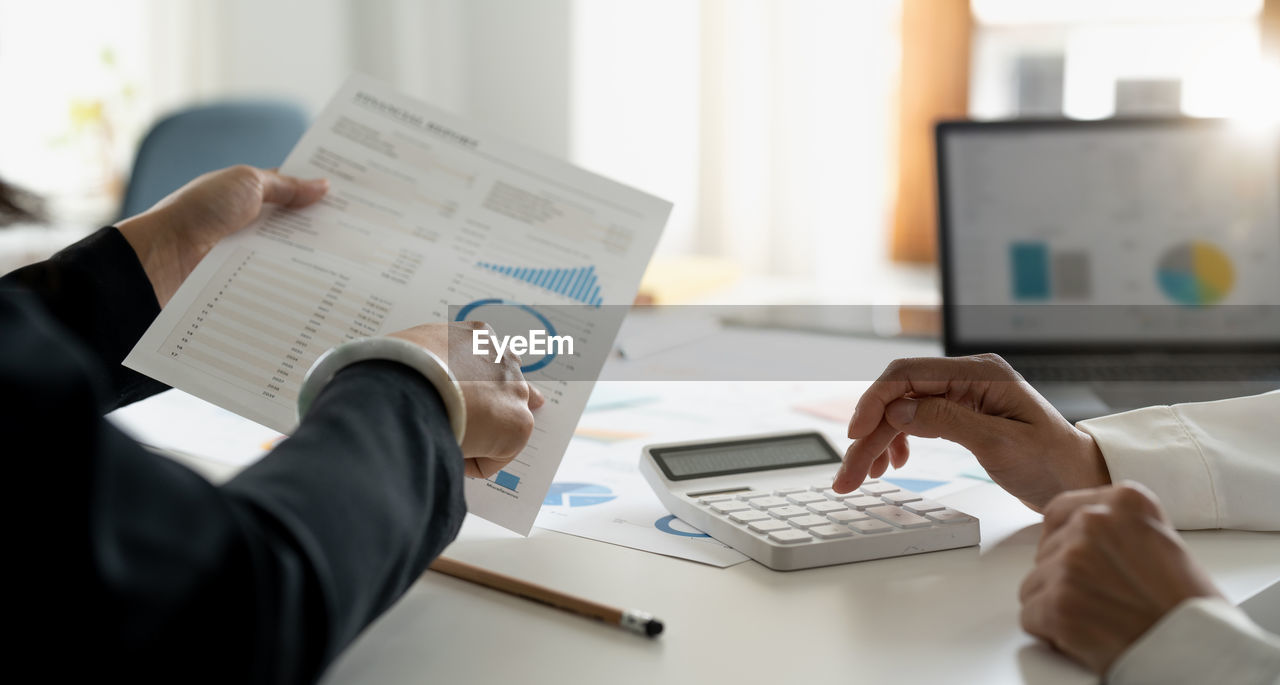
[1011, 355, 1280, 383]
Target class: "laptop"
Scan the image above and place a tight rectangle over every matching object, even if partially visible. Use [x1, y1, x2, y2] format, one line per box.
[936, 118, 1280, 421]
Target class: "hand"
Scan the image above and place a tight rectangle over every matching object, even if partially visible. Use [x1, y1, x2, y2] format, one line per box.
[833, 353, 1110, 512]
[1019, 483, 1222, 674]
[387, 322, 545, 478]
[117, 165, 328, 306]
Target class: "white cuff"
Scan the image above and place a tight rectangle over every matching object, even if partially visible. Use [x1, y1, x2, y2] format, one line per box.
[1107, 597, 1280, 685]
[1077, 405, 1218, 529]
[297, 337, 466, 444]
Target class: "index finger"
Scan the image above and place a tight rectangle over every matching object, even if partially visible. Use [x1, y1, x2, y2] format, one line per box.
[846, 356, 1017, 439]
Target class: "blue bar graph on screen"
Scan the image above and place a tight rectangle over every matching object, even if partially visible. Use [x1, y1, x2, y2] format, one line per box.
[476, 261, 604, 306]
[1010, 242, 1050, 300]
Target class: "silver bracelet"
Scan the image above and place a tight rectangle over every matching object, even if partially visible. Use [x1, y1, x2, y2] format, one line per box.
[297, 337, 467, 444]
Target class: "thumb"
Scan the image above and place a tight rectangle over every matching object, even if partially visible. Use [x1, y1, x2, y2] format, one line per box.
[259, 169, 329, 208]
[884, 396, 1005, 456]
[527, 383, 546, 410]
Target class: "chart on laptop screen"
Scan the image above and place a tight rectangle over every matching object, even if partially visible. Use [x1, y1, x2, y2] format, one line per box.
[941, 122, 1280, 344]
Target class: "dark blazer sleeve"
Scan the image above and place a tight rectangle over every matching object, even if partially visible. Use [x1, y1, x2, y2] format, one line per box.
[0, 226, 168, 409]
[5, 291, 465, 684]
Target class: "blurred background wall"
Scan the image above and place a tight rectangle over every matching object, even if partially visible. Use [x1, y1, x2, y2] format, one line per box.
[1, 0, 1276, 305]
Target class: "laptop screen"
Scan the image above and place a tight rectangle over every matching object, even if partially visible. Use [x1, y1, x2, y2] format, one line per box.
[937, 119, 1280, 354]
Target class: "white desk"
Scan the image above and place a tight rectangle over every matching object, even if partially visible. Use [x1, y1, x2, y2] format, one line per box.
[147, 326, 1279, 684]
[304, 483, 1276, 685]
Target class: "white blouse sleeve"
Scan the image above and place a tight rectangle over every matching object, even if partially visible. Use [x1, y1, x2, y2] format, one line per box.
[1076, 390, 1280, 530]
[1107, 597, 1280, 685]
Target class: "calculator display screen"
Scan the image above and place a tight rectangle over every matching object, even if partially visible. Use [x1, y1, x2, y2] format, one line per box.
[650, 433, 840, 481]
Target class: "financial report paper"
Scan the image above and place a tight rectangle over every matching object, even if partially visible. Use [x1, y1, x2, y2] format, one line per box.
[124, 74, 671, 534]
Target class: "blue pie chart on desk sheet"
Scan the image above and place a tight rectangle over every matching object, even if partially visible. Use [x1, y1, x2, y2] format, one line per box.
[543, 482, 617, 507]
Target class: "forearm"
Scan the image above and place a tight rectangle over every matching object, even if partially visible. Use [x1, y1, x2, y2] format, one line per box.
[76, 362, 463, 684]
[1077, 391, 1280, 530]
[1, 226, 166, 409]
[223, 360, 466, 667]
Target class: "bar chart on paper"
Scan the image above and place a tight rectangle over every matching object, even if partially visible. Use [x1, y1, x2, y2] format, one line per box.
[477, 261, 605, 307]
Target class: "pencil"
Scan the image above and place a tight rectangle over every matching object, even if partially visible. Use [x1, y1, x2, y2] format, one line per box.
[428, 556, 664, 637]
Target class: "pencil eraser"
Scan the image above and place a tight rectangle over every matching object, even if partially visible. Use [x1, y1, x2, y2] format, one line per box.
[645, 619, 664, 637]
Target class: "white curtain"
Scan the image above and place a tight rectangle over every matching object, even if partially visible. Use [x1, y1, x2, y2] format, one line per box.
[572, 0, 903, 290]
[3, 0, 904, 293]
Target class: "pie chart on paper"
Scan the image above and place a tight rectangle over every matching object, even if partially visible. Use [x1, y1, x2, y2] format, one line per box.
[1156, 241, 1234, 306]
[542, 482, 617, 507]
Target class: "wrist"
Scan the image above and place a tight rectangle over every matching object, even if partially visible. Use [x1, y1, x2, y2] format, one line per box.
[298, 337, 467, 443]
[1061, 429, 1112, 494]
[116, 208, 182, 306]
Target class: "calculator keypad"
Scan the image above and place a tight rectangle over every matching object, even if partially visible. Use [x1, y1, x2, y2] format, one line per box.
[785, 492, 827, 506]
[729, 510, 773, 524]
[866, 505, 932, 529]
[809, 524, 853, 539]
[710, 501, 752, 514]
[860, 481, 899, 496]
[699, 484, 974, 540]
[769, 505, 811, 519]
[806, 500, 847, 515]
[679, 478, 979, 569]
[748, 519, 792, 533]
[767, 529, 812, 544]
[787, 514, 830, 529]
[844, 495, 884, 510]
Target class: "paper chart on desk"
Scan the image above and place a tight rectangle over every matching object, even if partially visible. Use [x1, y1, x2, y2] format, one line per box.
[535, 456, 750, 568]
[124, 74, 671, 535]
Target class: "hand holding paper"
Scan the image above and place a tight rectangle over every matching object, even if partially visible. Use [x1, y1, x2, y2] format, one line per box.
[124, 74, 671, 533]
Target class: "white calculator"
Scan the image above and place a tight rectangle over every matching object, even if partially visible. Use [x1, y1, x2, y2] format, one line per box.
[640, 430, 979, 571]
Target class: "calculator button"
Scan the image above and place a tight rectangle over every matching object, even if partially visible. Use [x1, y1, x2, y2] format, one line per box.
[773, 487, 807, 496]
[710, 501, 752, 514]
[768, 529, 812, 544]
[845, 495, 884, 510]
[750, 496, 790, 510]
[806, 500, 847, 515]
[821, 489, 862, 501]
[786, 492, 827, 506]
[748, 519, 792, 533]
[788, 514, 830, 529]
[730, 510, 773, 524]
[866, 506, 932, 529]
[904, 499, 946, 514]
[881, 491, 922, 505]
[737, 491, 773, 500]
[860, 482, 899, 496]
[827, 510, 870, 524]
[698, 495, 737, 504]
[849, 519, 893, 534]
[769, 506, 810, 519]
[927, 508, 973, 524]
[810, 524, 853, 540]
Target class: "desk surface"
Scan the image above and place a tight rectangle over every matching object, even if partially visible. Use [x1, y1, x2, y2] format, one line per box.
[144, 326, 1279, 685]
[307, 483, 1277, 685]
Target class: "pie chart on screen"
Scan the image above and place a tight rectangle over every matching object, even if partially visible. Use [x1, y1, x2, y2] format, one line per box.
[1156, 241, 1234, 306]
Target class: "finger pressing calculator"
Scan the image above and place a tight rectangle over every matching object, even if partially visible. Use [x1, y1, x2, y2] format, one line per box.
[640, 430, 980, 571]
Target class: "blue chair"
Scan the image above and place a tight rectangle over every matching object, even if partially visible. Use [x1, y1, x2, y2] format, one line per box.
[119, 100, 308, 219]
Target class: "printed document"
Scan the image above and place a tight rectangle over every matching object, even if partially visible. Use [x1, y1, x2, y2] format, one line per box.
[124, 74, 670, 534]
